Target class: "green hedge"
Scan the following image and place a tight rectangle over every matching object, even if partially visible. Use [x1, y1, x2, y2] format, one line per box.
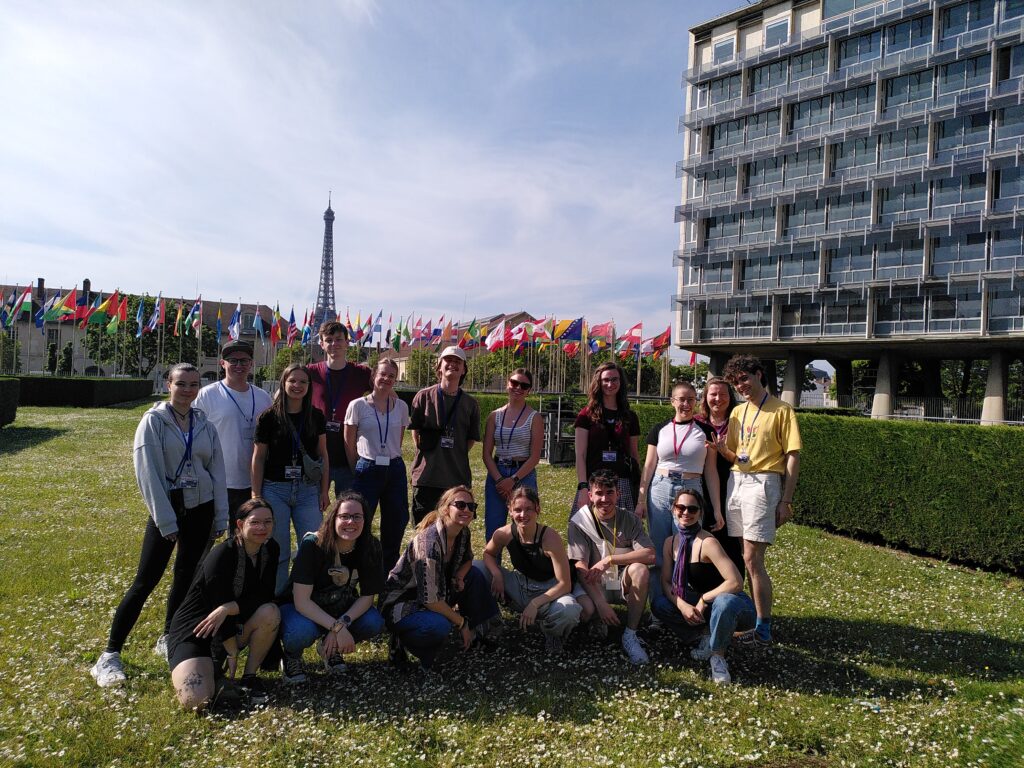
[0, 377, 19, 427]
[15, 376, 154, 407]
[796, 414, 1024, 573]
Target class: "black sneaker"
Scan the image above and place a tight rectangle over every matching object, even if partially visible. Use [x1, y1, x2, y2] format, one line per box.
[210, 679, 243, 711]
[237, 674, 270, 704]
[280, 654, 307, 685]
[388, 633, 411, 669]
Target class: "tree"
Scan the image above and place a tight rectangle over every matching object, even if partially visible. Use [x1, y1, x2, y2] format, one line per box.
[47, 342, 58, 374]
[405, 348, 437, 389]
[0, 335, 21, 373]
[57, 342, 73, 375]
[256, 342, 311, 385]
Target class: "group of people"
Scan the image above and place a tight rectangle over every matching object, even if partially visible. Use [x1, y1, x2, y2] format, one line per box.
[89, 319, 801, 708]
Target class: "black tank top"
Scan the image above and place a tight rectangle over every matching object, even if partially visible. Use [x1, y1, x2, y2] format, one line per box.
[508, 524, 555, 581]
[682, 538, 725, 595]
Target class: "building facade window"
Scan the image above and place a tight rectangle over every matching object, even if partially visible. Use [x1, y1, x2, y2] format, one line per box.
[937, 54, 991, 94]
[991, 228, 1024, 270]
[764, 18, 789, 49]
[779, 299, 822, 337]
[940, 1, 995, 40]
[883, 69, 933, 109]
[876, 239, 924, 279]
[880, 125, 928, 163]
[740, 207, 776, 239]
[791, 96, 830, 131]
[750, 59, 788, 92]
[786, 146, 824, 181]
[987, 281, 1024, 332]
[932, 173, 987, 212]
[740, 255, 778, 290]
[746, 157, 783, 191]
[713, 38, 735, 65]
[831, 137, 876, 176]
[824, 299, 868, 335]
[708, 74, 742, 105]
[928, 288, 982, 332]
[737, 303, 773, 337]
[791, 46, 828, 82]
[828, 244, 873, 283]
[785, 197, 827, 236]
[886, 15, 932, 53]
[934, 113, 990, 154]
[700, 301, 737, 340]
[701, 167, 738, 197]
[932, 233, 986, 275]
[702, 262, 734, 293]
[875, 288, 926, 334]
[705, 213, 741, 245]
[746, 109, 781, 143]
[996, 166, 1024, 200]
[995, 105, 1024, 142]
[833, 84, 876, 120]
[827, 191, 872, 230]
[878, 182, 929, 222]
[780, 251, 819, 287]
[838, 31, 882, 70]
[711, 118, 744, 150]
[823, 0, 885, 20]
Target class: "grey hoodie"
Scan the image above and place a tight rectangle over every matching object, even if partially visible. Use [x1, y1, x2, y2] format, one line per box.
[133, 402, 228, 536]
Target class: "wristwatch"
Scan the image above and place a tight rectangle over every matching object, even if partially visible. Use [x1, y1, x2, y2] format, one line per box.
[340, 614, 352, 628]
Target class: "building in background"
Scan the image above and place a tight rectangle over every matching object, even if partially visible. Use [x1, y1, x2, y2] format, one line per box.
[675, 0, 1024, 423]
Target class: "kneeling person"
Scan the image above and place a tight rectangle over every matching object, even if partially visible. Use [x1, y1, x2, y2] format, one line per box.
[168, 499, 280, 709]
[568, 470, 656, 665]
[477, 486, 581, 653]
[277, 492, 386, 683]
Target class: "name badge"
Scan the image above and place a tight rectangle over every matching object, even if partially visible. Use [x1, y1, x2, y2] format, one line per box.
[737, 453, 750, 464]
[179, 462, 198, 489]
[284, 465, 302, 480]
[326, 420, 342, 433]
[440, 436, 455, 449]
[602, 565, 621, 595]
[375, 454, 390, 466]
[601, 450, 617, 463]
[242, 425, 255, 443]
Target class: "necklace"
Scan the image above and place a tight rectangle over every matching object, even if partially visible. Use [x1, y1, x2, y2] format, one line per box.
[170, 405, 190, 420]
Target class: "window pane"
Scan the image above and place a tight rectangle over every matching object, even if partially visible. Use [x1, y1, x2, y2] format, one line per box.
[764, 19, 789, 49]
[714, 39, 735, 64]
[791, 47, 828, 81]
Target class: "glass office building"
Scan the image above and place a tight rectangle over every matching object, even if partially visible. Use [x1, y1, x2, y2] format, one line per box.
[676, 0, 1024, 421]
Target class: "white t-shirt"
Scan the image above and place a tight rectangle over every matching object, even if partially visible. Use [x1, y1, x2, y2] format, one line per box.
[194, 381, 273, 488]
[646, 418, 712, 475]
[344, 395, 411, 460]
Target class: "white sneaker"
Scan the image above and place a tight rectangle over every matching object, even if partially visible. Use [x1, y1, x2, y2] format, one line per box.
[91, 651, 126, 688]
[621, 629, 649, 666]
[709, 654, 731, 684]
[690, 633, 712, 661]
[153, 634, 169, 660]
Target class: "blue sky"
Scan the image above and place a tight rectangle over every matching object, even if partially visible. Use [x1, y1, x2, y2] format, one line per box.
[1, 0, 742, 344]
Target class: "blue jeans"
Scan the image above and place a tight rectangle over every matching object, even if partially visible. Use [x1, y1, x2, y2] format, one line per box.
[279, 603, 385, 656]
[484, 464, 537, 541]
[390, 566, 499, 668]
[329, 465, 355, 497]
[651, 591, 756, 653]
[262, 479, 323, 592]
[648, 474, 702, 602]
[351, 457, 409, 573]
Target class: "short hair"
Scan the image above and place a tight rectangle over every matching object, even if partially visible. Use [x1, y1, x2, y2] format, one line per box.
[234, 497, 273, 543]
[588, 469, 618, 491]
[318, 320, 349, 340]
[723, 354, 766, 387]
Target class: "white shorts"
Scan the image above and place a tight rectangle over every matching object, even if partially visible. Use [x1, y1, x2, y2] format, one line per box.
[726, 472, 782, 545]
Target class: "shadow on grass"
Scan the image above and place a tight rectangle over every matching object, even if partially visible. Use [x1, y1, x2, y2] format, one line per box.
[102, 397, 161, 410]
[0, 425, 67, 456]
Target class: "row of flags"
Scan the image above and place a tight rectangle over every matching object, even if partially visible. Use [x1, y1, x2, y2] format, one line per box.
[1, 287, 677, 361]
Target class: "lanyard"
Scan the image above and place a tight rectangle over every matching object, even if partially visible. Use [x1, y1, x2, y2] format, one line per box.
[326, 366, 349, 418]
[220, 382, 255, 423]
[371, 394, 392, 450]
[288, 414, 304, 462]
[672, 418, 695, 456]
[437, 386, 462, 433]
[589, 507, 618, 549]
[498, 405, 526, 452]
[172, 410, 194, 481]
[739, 391, 769, 446]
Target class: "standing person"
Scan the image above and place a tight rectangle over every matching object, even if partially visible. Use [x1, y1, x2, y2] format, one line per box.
[650, 488, 755, 685]
[408, 346, 480, 524]
[635, 380, 722, 602]
[252, 364, 330, 591]
[723, 354, 801, 646]
[277, 492, 386, 684]
[568, 470, 656, 666]
[571, 362, 641, 517]
[696, 376, 744, 577]
[91, 363, 228, 688]
[481, 368, 544, 541]
[167, 499, 280, 708]
[307, 321, 372, 497]
[344, 358, 411, 572]
[193, 340, 272, 523]
[380, 486, 499, 672]
[476, 487, 581, 653]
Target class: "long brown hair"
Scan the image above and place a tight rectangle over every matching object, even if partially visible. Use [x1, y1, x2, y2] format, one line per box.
[417, 485, 474, 531]
[315, 491, 372, 554]
[270, 363, 317, 438]
[700, 376, 737, 422]
[585, 361, 631, 423]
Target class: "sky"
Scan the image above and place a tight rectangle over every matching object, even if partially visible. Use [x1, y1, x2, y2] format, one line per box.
[1, 0, 744, 347]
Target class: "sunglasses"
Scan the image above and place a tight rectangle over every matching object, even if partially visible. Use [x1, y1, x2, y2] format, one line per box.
[450, 500, 479, 512]
[673, 504, 702, 515]
[508, 379, 531, 390]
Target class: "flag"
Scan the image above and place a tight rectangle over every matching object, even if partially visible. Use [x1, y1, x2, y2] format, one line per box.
[78, 296, 102, 329]
[391, 317, 402, 352]
[649, 325, 671, 350]
[66, 289, 88, 323]
[301, 310, 311, 345]
[216, 304, 223, 344]
[688, 350, 697, 366]
[431, 315, 444, 343]
[485, 319, 509, 352]
[34, 292, 61, 329]
[419, 319, 432, 346]
[287, 307, 298, 345]
[554, 317, 583, 342]
[45, 289, 76, 322]
[143, 295, 162, 335]
[117, 297, 128, 322]
[135, 297, 146, 337]
[228, 302, 242, 341]
[88, 290, 119, 325]
[106, 312, 119, 335]
[270, 305, 281, 346]
[253, 308, 266, 343]
[372, 310, 382, 338]
[617, 322, 643, 344]
[173, 301, 185, 337]
[563, 341, 580, 358]
[0, 288, 17, 329]
[185, 297, 202, 336]
[439, 319, 452, 348]
[458, 318, 479, 349]
[589, 321, 614, 343]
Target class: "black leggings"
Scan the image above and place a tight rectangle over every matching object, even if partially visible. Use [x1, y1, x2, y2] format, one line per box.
[106, 501, 214, 653]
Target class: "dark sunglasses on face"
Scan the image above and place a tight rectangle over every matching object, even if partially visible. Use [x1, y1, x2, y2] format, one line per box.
[450, 500, 479, 512]
[508, 380, 530, 390]
[674, 503, 701, 514]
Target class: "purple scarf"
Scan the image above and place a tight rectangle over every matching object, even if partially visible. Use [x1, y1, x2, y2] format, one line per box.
[670, 521, 702, 602]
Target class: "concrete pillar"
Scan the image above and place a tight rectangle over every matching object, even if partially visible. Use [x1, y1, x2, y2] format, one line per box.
[781, 351, 810, 407]
[833, 359, 853, 406]
[871, 351, 895, 419]
[980, 350, 1007, 426]
[708, 352, 730, 377]
[763, 359, 779, 397]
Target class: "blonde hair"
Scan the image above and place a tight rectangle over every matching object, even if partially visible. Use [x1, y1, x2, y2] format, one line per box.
[417, 485, 474, 531]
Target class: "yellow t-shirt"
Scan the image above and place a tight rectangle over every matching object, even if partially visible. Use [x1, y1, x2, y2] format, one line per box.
[726, 394, 801, 474]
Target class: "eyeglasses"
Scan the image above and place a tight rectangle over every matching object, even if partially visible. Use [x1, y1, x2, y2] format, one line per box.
[337, 514, 364, 523]
[225, 358, 252, 366]
[673, 504, 701, 515]
[450, 500, 479, 512]
[508, 379, 531, 390]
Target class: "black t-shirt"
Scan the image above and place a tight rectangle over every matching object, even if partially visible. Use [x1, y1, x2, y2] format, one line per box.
[255, 409, 327, 482]
[574, 406, 641, 478]
[278, 533, 385, 610]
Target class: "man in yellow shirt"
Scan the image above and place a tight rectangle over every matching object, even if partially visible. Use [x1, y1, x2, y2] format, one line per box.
[721, 354, 801, 645]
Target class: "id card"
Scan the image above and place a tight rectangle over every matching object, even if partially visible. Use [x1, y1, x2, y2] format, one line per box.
[241, 425, 255, 443]
[375, 454, 390, 466]
[601, 450, 617, 463]
[179, 462, 198, 489]
[440, 436, 455, 449]
[284, 465, 302, 480]
[602, 565, 621, 596]
[325, 420, 342, 433]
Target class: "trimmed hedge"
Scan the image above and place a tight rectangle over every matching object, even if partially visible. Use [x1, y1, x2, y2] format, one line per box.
[0, 377, 19, 427]
[796, 413, 1024, 573]
[15, 376, 154, 407]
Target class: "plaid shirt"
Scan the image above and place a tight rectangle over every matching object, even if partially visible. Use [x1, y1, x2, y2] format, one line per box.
[380, 519, 472, 624]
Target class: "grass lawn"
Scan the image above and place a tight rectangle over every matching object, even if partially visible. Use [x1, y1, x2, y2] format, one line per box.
[1, 401, 1022, 768]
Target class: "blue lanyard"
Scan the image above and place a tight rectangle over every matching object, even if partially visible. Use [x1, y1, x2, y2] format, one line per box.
[173, 410, 194, 481]
[436, 386, 462, 433]
[740, 391, 769, 445]
[288, 414, 304, 461]
[326, 366, 349, 419]
[219, 382, 255, 423]
[372, 395, 392, 450]
[499, 405, 526, 452]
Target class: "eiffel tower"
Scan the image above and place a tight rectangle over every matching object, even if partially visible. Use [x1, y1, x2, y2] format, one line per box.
[312, 194, 336, 333]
